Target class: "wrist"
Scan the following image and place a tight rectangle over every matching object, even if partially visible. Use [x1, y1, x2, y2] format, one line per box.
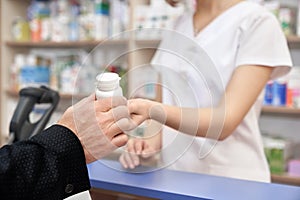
[148, 101, 166, 124]
[57, 107, 78, 137]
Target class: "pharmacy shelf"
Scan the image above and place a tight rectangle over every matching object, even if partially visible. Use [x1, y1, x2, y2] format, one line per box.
[261, 106, 300, 115]
[5, 39, 129, 49]
[287, 35, 300, 43]
[287, 35, 300, 48]
[134, 39, 161, 45]
[6, 35, 297, 48]
[271, 174, 300, 186]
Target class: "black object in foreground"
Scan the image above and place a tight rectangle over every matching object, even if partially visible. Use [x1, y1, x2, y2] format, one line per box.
[9, 86, 60, 143]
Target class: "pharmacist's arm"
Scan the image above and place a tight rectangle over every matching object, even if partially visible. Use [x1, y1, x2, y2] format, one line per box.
[0, 95, 131, 199]
[129, 65, 273, 140]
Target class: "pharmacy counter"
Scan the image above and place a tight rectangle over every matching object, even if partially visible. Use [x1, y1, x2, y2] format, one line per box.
[87, 160, 300, 200]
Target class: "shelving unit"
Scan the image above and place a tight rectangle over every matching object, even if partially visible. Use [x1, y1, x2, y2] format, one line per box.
[0, 0, 131, 145]
[287, 35, 300, 49]
[5, 39, 129, 48]
[4, 34, 298, 50]
[287, 35, 300, 43]
[0, 0, 165, 144]
[271, 174, 300, 186]
[261, 104, 300, 186]
[261, 105, 300, 186]
[262, 105, 300, 115]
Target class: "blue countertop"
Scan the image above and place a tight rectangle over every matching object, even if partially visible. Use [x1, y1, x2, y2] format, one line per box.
[88, 159, 300, 200]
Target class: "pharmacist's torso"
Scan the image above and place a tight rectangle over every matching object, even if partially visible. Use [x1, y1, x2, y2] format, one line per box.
[153, 2, 272, 182]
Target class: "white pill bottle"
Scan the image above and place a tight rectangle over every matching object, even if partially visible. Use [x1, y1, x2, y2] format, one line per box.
[95, 72, 123, 100]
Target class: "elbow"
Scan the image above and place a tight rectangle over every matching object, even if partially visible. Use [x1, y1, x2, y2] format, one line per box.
[218, 120, 239, 141]
[218, 131, 231, 141]
[214, 131, 230, 141]
[213, 128, 234, 141]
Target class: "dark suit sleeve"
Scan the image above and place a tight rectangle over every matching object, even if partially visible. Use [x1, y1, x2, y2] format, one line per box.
[0, 125, 91, 200]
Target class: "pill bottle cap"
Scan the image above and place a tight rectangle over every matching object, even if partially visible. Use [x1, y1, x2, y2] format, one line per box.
[95, 72, 121, 91]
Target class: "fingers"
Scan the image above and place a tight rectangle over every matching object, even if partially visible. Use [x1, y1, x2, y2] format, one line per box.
[133, 139, 143, 155]
[70, 94, 133, 162]
[130, 114, 145, 128]
[119, 139, 143, 169]
[105, 106, 139, 138]
[96, 96, 127, 112]
[126, 139, 142, 153]
[127, 98, 144, 114]
[131, 140, 155, 159]
[110, 105, 130, 122]
[119, 139, 156, 169]
[100, 98, 150, 133]
[94, 97, 137, 139]
[114, 118, 137, 132]
[119, 152, 140, 169]
[111, 134, 128, 147]
[105, 118, 135, 139]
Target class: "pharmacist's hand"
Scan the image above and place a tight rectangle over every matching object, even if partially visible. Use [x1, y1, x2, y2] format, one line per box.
[129, 98, 166, 126]
[128, 98, 153, 126]
[119, 138, 156, 169]
[58, 94, 134, 164]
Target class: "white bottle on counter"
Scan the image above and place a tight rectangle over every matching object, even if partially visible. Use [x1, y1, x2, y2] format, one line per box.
[95, 72, 123, 100]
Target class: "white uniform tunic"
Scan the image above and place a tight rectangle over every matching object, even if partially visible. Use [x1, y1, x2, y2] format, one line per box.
[151, 1, 292, 182]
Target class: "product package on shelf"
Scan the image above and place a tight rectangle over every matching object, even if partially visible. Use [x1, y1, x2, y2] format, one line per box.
[133, 0, 185, 39]
[13, 54, 50, 90]
[9, 48, 100, 96]
[287, 67, 300, 107]
[260, 0, 297, 36]
[128, 64, 159, 100]
[288, 159, 300, 177]
[12, 0, 129, 42]
[263, 135, 299, 175]
[263, 67, 300, 108]
[12, 17, 30, 42]
[297, 0, 300, 37]
[263, 78, 288, 107]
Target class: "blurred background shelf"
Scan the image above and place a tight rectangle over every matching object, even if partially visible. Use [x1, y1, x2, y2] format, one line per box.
[134, 39, 161, 46]
[5, 40, 129, 48]
[271, 174, 300, 186]
[287, 35, 300, 43]
[287, 35, 300, 48]
[262, 106, 300, 115]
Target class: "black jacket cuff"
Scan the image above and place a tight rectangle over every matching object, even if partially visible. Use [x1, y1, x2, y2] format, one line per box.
[30, 124, 91, 199]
